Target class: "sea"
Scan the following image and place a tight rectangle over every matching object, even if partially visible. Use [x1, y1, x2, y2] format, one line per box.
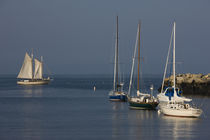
[0, 74, 209, 140]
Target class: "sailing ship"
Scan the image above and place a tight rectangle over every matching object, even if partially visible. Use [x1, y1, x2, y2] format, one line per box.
[109, 16, 127, 101]
[17, 52, 51, 85]
[128, 22, 158, 109]
[158, 22, 202, 117]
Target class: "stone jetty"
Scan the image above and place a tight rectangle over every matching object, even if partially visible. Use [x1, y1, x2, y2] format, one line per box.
[162, 73, 210, 96]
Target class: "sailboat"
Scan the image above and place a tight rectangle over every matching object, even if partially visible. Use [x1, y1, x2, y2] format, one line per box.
[158, 22, 202, 117]
[109, 16, 127, 101]
[17, 51, 51, 85]
[128, 22, 158, 109]
[157, 22, 192, 103]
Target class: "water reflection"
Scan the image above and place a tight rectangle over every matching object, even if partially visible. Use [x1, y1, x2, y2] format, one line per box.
[127, 110, 157, 139]
[110, 102, 126, 111]
[110, 102, 128, 139]
[110, 102, 158, 140]
[160, 115, 200, 140]
[109, 101, 201, 140]
[21, 85, 44, 97]
[20, 96, 44, 140]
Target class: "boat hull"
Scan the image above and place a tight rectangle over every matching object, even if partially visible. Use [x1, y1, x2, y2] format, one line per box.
[109, 91, 127, 102]
[129, 100, 158, 110]
[17, 79, 50, 85]
[161, 106, 202, 118]
[109, 95, 127, 102]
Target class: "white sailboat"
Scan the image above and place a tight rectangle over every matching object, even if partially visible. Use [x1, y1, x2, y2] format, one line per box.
[109, 16, 127, 101]
[157, 21, 191, 103]
[158, 22, 202, 117]
[128, 22, 158, 109]
[17, 52, 51, 85]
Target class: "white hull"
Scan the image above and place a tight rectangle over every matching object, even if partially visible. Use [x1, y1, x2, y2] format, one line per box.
[17, 79, 50, 85]
[160, 104, 202, 118]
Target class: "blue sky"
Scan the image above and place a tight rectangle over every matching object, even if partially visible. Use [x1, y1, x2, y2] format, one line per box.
[0, 0, 209, 75]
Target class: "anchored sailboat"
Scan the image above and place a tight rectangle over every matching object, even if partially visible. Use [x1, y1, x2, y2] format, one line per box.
[157, 22, 191, 103]
[17, 52, 50, 85]
[128, 22, 158, 109]
[158, 22, 202, 117]
[109, 16, 127, 101]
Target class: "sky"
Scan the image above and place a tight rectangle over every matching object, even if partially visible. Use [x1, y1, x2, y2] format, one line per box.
[0, 0, 210, 75]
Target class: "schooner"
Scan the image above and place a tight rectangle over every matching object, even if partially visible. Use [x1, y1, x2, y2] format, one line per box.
[17, 52, 51, 85]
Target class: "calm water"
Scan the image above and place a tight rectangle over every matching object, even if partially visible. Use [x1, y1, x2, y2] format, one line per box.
[0, 75, 209, 140]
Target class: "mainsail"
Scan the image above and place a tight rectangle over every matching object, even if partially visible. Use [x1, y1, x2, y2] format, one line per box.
[17, 53, 33, 79]
[34, 58, 43, 79]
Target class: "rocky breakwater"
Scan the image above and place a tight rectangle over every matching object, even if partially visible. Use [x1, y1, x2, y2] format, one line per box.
[163, 73, 210, 96]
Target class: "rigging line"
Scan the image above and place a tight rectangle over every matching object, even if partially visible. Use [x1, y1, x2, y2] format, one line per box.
[160, 25, 174, 93]
[202, 109, 207, 118]
[196, 77, 210, 109]
[128, 23, 139, 96]
[199, 95, 208, 108]
[43, 63, 53, 78]
[140, 56, 146, 91]
[109, 18, 116, 91]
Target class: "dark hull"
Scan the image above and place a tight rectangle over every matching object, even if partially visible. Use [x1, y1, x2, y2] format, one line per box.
[109, 95, 127, 102]
[129, 101, 158, 110]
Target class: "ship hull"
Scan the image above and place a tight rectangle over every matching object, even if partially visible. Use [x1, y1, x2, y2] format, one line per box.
[17, 79, 50, 85]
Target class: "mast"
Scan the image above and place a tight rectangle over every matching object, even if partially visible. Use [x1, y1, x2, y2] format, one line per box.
[116, 16, 119, 91]
[173, 22, 176, 91]
[113, 16, 119, 91]
[41, 56, 43, 79]
[137, 22, 141, 91]
[31, 48, 34, 80]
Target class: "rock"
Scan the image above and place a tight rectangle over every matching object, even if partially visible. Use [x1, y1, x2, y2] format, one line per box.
[176, 77, 184, 84]
[162, 73, 210, 96]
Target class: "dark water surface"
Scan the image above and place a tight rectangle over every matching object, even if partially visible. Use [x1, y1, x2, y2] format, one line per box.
[0, 75, 209, 140]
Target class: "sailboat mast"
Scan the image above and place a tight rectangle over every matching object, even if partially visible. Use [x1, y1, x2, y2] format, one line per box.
[41, 56, 43, 79]
[31, 49, 34, 80]
[137, 22, 141, 91]
[173, 22, 176, 90]
[113, 16, 118, 91]
[116, 16, 119, 91]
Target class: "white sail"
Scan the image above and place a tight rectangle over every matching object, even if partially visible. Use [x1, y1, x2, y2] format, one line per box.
[17, 53, 33, 79]
[34, 58, 43, 79]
